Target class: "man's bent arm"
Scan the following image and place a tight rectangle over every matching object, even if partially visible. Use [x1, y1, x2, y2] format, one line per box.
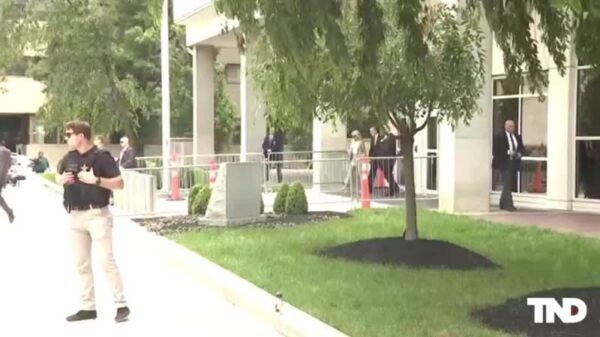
[99, 176, 124, 190]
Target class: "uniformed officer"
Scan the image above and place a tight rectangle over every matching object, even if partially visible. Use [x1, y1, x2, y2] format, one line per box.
[56, 121, 130, 323]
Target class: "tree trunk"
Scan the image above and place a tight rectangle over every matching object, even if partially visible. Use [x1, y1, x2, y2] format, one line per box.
[401, 135, 418, 241]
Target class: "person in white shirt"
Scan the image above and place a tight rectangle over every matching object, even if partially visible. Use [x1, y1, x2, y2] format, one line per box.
[345, 130, 367, 192]
[492, 120, 525, 211]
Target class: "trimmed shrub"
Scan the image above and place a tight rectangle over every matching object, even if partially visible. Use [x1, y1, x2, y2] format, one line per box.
[191, 186, 212, 215]
[273, 184, 290, 214]
[188, 184, 204, 215]
[285, 182, 308, 215]
[182, 168, 209, 189]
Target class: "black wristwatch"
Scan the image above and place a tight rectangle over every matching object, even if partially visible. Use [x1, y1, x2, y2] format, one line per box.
[95, 177, 101, 186]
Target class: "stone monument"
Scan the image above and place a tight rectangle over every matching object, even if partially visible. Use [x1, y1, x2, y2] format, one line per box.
[202, 162, 264, 226]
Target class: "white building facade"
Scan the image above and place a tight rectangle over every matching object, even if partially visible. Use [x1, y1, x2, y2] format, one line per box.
[173, 0, 600, 214]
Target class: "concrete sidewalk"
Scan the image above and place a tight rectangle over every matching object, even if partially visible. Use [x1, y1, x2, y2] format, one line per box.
[468, 208, 600, 238]
[0, 178, 282, 337]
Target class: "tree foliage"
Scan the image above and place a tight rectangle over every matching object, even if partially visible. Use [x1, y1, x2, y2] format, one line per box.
[0, 0, 192, 146]
[214, 63, 237, 152]
[2, 0, 162, 139]
[218, 0, 599, 93]
[217, 0, 486, 240]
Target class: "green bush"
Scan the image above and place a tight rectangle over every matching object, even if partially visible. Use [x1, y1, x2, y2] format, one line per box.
[191, 186, 212, 215]
[182, 168, 208, 189]
[188, 184, 204, 215]
[285, 182, 308, 215]
[273, 184, 290, 214]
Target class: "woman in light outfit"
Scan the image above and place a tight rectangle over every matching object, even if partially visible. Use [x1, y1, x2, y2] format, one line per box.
[345, 130, 367, 194]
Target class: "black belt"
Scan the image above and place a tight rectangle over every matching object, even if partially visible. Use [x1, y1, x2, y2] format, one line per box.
[69, 204, 108, 211]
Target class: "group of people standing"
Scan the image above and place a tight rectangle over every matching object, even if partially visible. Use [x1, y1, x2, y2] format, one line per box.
[345, 125, 403, 197]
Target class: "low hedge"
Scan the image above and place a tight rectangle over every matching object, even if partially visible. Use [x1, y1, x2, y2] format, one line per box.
[273, 184, 290, 214]
[190, 185, 212, 215]
[285, 182, 308, 215]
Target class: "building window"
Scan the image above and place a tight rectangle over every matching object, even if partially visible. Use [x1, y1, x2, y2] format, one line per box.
[491, 75, 548, 194]
[575, 67, 600, 199]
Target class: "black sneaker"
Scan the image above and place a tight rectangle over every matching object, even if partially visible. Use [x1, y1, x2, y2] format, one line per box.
[115, 306, 130, 323]
[66, 310, 97, 322]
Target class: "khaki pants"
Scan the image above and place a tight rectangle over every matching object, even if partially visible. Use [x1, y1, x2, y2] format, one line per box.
[69, 207, 127, 310]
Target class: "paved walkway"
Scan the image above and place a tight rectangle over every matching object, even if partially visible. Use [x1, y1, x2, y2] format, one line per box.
[0, 177, 282, 337]
[470, 208, 600, 238]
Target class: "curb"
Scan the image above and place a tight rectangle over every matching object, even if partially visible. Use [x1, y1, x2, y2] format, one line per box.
[34, 178, 350, 337]
[131, 225, 350, 337]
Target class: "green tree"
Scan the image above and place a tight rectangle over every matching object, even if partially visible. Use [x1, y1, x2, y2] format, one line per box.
[217, 0, 486, 240]
[1, 0, 238, 151]
[214, 63, 237, 153]
[0, 0, 195, 148]
[476, 0, 600, 90]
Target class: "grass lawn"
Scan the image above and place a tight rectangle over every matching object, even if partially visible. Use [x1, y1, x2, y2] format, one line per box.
[39, 172, 56, 183]
[169, 208, 600, 337]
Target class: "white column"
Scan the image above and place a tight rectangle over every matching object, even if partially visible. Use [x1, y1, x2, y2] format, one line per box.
[438, 21, 493, 213]
[413, 120, 429, 194]
[546, 50, 577, 210]
[240, 47, 266, 162]
[160, 0, 170, 191]
[313, 117, 347, 192]
[193, 45, 216, 163]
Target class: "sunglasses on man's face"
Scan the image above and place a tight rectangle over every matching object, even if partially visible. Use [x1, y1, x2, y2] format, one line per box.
[65, 132, 77, 139]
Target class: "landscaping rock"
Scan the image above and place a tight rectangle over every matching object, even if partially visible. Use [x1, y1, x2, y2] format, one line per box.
[472, 287, 600, 337]
[318, 237, 500, 270]
[133, 211, 350, 235]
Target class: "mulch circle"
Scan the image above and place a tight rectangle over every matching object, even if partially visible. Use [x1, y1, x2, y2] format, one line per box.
[317, 237, 500, 270]
[133, 211, 350, 235]
[472, 287, 600, 337]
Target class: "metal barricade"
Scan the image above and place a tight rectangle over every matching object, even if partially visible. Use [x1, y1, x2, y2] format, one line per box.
[124, 163, 212, 193]
[262, 156, 351, 192]
[113, 170, 157, 214]
[117, 152, 439, 217]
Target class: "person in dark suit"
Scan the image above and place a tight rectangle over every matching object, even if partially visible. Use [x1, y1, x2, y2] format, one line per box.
[368, 126, 383, 194]
[380, 127, 400, 196]
[262, 130, 284, 183]
[0, 140, 15, 223]
[492, 120, 525, 211]
[117, 136, 136, 169]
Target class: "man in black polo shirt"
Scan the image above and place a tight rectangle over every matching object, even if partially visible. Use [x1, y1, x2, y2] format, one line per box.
[56, 120, 130, 323]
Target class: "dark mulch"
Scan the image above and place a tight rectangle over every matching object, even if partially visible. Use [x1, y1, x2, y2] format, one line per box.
[472, 287, 600, 337]
[133, 211, 350, 235]
[317, 237, 500, 270]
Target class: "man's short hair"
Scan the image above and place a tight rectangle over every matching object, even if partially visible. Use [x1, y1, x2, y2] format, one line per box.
[65, 120, 92, 140]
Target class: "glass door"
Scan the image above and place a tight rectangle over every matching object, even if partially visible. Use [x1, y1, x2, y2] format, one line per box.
[575, 67, 600, 200]
[426, 117, 438, 191]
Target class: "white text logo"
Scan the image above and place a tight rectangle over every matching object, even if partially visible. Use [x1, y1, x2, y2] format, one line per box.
[527, 298, 587, 324]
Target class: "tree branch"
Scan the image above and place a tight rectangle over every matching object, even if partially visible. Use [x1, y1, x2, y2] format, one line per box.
[414, 105, 433, 134]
